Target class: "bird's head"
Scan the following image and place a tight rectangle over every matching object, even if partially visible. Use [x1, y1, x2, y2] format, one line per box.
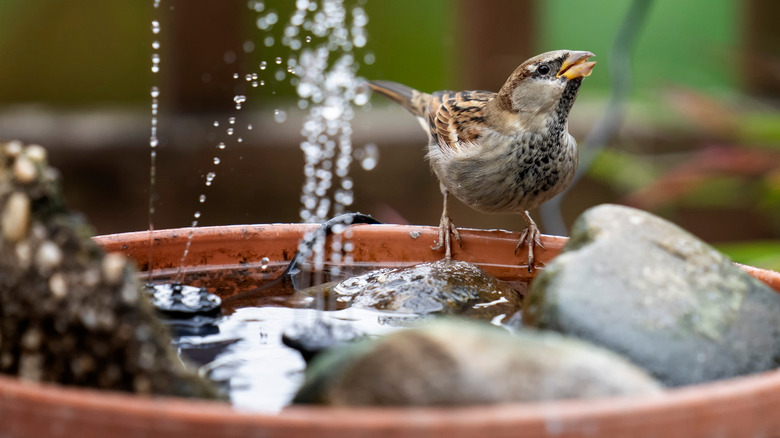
[491, 50, 595, 133]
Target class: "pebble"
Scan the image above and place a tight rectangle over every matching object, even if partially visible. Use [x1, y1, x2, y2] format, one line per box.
[102, 252, 127, 284]
[3, 140, 22, 157]
[36, 240, 63, 272]
[49, 273, 68, 298]
[23, 144, 47, 162]
[1, 191, 30, 242]
[13, 156, 37, 183]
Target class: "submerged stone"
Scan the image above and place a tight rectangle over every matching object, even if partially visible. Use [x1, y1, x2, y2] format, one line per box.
[293, 319, 662, 406]
[282, 318, 365, 363]
[0, 141, 218, 398]
[304, 259, 523, 321]
[524, 204, 780, 387]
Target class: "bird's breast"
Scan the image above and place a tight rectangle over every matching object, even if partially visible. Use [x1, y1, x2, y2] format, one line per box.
[428, 131, 578, 214]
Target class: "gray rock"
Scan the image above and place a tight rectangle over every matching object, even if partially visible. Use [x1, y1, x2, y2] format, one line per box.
[293, 319, 662, 406]
[0, 141, 218, 399]
[303, 259, 524, 322]
[524, 204, 780, 386]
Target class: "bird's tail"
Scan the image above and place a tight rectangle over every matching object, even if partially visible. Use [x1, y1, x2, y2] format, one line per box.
[367, 80, 430, 118]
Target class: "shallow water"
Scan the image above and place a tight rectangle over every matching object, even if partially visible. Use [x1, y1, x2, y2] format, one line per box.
[173, 302, 415, 412]
[160, 265, 525, 412]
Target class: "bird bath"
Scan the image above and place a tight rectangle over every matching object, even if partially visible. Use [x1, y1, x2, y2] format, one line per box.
[4, 0, 780, 436]
[2, 224, 780, 437]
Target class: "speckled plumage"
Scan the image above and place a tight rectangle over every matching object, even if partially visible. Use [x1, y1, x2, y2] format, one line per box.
[369, 50, 595, 269]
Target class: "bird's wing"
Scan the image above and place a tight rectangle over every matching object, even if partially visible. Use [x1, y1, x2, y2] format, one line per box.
[427, 90, 494, 152]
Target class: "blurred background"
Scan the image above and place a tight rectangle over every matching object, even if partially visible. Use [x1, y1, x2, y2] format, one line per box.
[0, 0, 778, 269]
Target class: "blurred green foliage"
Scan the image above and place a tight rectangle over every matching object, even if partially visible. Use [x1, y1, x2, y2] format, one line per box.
[0, 0, 743, 105]
[588, 149, 658, 192]
[541, 0, 740, 97]
[361, 0, 454, 92]
[739, 112, 780, 146]
[0, 0, 455, 106]
[717, 241, 780, 272]
[0, 0, 149, 105]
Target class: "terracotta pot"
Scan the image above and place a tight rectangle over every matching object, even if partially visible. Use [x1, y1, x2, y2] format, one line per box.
[2, 223, 780, 438]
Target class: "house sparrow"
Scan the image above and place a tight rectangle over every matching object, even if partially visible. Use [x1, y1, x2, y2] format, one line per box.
[368, 50, 595, 270]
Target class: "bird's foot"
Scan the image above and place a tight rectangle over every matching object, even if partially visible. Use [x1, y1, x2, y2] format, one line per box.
[515, 223, 544, 272]
[432, 216, 461, 260]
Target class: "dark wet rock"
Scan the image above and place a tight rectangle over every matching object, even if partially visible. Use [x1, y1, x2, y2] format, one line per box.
[0, 140, 218, 398]
[524, 204, 780, 387]
[304, 259, 523, 321]
[148, 282, 221, 318]
[282, 318, 365, 363]
[147, 282, 222, 337]
[293, 319, 662, 406]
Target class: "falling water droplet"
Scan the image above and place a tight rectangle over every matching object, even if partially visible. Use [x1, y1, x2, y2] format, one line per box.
[259, 61, 267, 70]
[275, 57, 283, 64]
[234, 95, 247, 109]
[227, 128, 234, 135]
[151, 21, 161, 34]
[205, 172, 216, 187]
[213, 157, 221, 165]
[273, 109, 287, 123]
[260, 257, 270, 270]
[194, 211, 201, 219]
[217, 142, 226, 150]
[199, 195, 206, 203]
[247, 124, 254, 130]
[360, 143, 379, 170]
[229, 117, 236, 124]
[213, 120, 220, 127]
[233, 73, 240, 79]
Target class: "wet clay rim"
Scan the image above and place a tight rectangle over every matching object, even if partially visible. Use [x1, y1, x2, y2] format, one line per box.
[0, 224, 778, 438]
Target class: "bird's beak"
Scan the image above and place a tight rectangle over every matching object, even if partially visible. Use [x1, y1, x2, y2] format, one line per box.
[557, 51, 596, 80]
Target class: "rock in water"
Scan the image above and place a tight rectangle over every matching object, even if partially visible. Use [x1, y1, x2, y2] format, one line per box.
[312, 259, 523, 321]
[0, 140, 217, 398]
[524, 204, 780, 386]
[293, 319, 661, 406]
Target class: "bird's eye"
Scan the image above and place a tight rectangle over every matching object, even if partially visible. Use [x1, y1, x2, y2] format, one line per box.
[537, 64, 551, 75]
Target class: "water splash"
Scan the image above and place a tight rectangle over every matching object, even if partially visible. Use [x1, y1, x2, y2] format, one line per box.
[174, 0, 372, 287]
[290, 0, 370, 224]
[275, 0, 371, 296]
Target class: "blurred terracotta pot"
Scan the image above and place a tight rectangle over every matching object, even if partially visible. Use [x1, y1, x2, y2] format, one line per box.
[1, 223, 780, 438]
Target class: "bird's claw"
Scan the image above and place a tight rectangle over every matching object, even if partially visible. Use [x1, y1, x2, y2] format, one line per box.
[516, 224, 544, 272]
[450, 222, 462, 246]
[433, 216, 461, 260]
